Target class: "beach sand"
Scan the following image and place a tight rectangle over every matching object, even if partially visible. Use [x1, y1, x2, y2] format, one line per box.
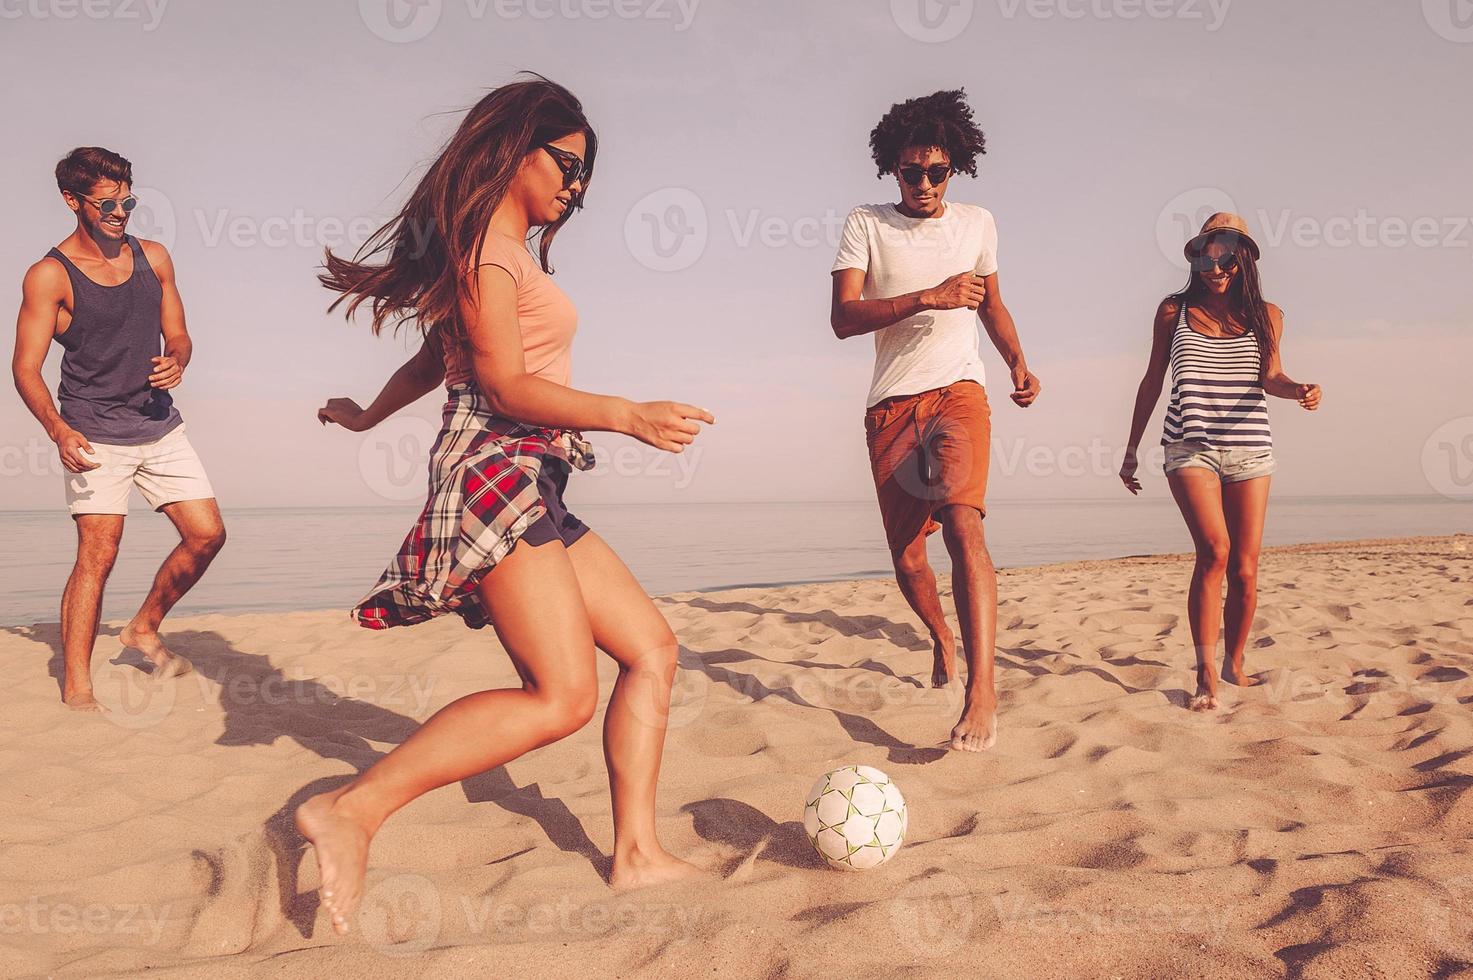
[2, 534, 1471, 978]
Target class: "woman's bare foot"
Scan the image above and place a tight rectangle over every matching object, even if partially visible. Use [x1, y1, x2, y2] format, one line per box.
[295, 787, 374, 935]
[609, 844, 705, 892]
[1189, 665, 1220, 711]
[63, 688, 105, 712]
[1187, 690, 1219, 711]
[931, 630, 958, 688]
[1222, 657, 1260, 687]
[948, 691, 997, 752]
[120, 622, 193, 678]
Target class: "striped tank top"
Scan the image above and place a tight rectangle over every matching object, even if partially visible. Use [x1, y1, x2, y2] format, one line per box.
[1161, 298, 1272, 449]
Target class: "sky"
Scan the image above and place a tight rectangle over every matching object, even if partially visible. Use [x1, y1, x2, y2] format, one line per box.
[2, 0, 1471, 510]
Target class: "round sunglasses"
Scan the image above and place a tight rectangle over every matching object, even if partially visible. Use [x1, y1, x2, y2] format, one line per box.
[1190, 253, 1241, 274]
[898, 164, 951, 188]
[78, 193, 138, 216]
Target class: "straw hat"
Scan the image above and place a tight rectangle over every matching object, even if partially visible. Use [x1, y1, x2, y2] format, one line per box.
[1185, 212, 1260, 260]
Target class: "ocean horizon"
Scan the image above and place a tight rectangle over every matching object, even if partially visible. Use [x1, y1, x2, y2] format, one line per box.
[2, 493, 1466, 626]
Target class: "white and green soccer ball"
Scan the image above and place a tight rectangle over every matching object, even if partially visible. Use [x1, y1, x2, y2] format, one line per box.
[803, 765, 908, 870]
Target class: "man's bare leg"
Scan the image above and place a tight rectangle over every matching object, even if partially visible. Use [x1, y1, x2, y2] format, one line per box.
[889, 531, 957, 687]
[119, 497, 225, 677]
[938, 504, 997, 751]
[61, 515, 125, 710]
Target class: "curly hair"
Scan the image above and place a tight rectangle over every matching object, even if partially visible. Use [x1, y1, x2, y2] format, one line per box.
[868, 89, 986, 178]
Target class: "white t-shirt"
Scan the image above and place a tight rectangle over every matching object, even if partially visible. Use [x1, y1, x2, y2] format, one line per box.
[831, 202, 999, 408]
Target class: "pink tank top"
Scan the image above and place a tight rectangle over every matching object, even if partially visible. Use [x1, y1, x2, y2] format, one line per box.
[434, 233, 577, 389]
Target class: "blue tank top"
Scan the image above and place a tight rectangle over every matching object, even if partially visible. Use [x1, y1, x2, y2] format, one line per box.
[47, 236, 182, 445]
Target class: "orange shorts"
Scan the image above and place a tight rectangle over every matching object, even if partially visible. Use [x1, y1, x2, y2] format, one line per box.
[864, 380, 991, 552]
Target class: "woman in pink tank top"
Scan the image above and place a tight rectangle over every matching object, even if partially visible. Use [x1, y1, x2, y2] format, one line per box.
[302, 74, 716, 934]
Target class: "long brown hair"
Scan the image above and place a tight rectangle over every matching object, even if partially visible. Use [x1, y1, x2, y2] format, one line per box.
[1172, 231, 1276, 357]
[320, 73, 596, 339]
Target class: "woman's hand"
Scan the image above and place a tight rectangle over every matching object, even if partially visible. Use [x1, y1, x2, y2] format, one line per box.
[317, 397, 370, 431]
[626, 401, 715, 453]
[1296, 383, 1322, 410]
[1119, 447, 1143, 495]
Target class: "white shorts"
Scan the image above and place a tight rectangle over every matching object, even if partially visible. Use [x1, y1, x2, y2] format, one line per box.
[64, 423, 216, 516]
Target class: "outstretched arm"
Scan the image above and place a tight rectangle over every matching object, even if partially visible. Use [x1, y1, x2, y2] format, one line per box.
[464, 263, 712, 453]
[317, 340, 444, 431]
[1261, 305, 1321, 409]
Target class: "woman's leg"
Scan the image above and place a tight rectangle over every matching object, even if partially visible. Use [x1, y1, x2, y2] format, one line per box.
[563, 530, 702, 889]
[1167, 468, 1232, 710]
[1221, 475, 1271, 685]
[296, 538, 599, 934]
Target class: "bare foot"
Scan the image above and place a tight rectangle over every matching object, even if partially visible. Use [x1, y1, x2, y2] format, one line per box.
[1222, 658, 1261, 688]
[948, 692, 997, 752]
[295, 787, 373, 935]
[931, 630, 958, 688]
[1189, 665, 1220, 711]
[1187, 690, 1219, 711]
[610, 845, 705, 892]
[120, 622, 193, 678]
[63, 689, 105, 713]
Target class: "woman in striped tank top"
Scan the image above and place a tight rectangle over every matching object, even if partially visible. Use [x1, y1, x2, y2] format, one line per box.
[1120, 213, 1322, 712]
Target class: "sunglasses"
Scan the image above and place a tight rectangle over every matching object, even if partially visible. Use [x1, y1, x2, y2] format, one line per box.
[898, 164, 951, 188]
[79, 193, 138, 216]
[1190, 253, 1240, 273]
[540, 144, 588, 202]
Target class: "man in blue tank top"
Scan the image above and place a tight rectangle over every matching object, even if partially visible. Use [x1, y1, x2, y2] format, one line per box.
[12, 147, 226, 712]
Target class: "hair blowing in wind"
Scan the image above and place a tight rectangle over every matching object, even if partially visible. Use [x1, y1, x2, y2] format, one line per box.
[319, 73, 597, 341]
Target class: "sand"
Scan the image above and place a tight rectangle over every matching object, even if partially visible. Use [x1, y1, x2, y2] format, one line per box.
[2, 534, 1472, 978]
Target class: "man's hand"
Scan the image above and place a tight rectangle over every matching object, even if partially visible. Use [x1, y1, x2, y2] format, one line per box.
[149, 355, 183, 389]
[53, 425, 100, 473]
[1010, 363, 1041, 407]
[317, 398, 371, 431]
[922, 272, 987, 311]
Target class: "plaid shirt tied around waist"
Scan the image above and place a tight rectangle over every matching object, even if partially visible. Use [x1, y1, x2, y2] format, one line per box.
[352, 383, 596, 631]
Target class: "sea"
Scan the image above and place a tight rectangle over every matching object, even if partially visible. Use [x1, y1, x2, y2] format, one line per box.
[1, 495, 1466, 625]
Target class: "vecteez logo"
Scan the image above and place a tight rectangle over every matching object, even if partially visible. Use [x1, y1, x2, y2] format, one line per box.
[359, 0, 442, 42]
[624, 188, 709, 272]
[891, 0, 975, 42]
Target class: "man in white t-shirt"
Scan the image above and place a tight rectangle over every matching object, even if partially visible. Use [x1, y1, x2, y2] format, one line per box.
[830, 89, 1040, 752]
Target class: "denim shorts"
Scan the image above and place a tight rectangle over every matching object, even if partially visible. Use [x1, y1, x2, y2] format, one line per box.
[1163, 440, 1276, 483]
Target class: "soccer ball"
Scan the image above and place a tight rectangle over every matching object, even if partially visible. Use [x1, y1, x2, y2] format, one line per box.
[803, 765, 908, 870]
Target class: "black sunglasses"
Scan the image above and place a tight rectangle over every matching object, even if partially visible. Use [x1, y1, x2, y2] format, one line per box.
[79, 193, 138, 216]
[898, 164, 951, 188]
[540, 144, 588, 199]
[1190, 253, 1240, 273]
